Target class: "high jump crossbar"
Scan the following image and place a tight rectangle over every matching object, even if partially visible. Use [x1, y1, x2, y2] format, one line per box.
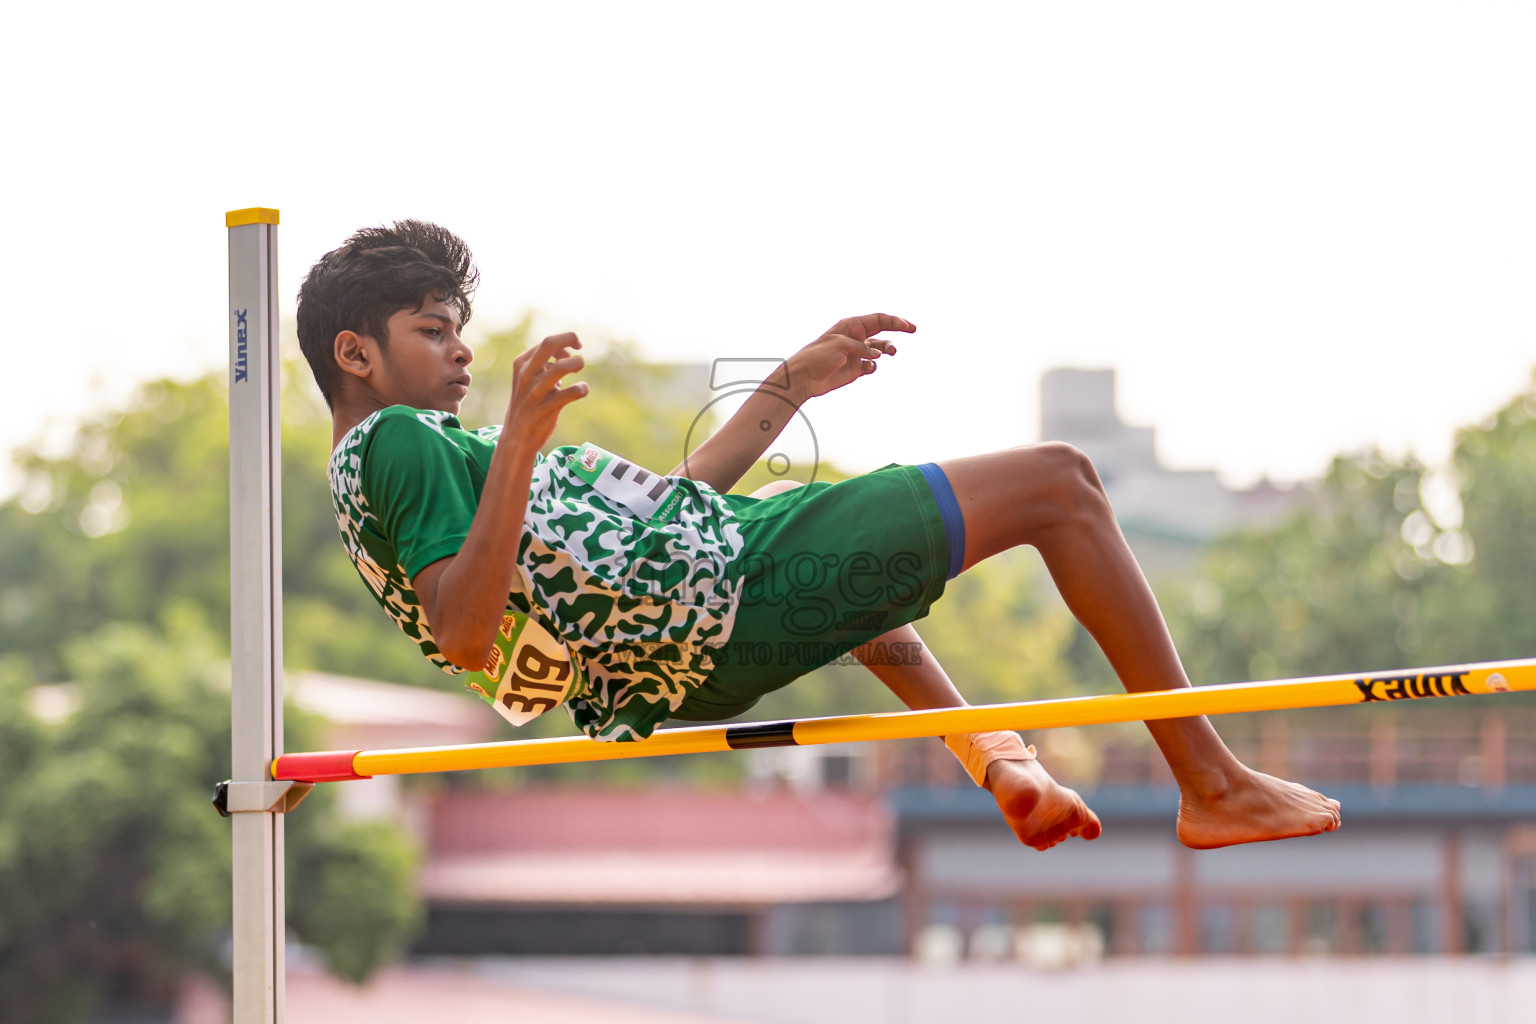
[271, 659, 1536, 783]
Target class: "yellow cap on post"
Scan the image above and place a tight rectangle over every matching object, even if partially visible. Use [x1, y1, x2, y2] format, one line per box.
[226, 208, 281, 227]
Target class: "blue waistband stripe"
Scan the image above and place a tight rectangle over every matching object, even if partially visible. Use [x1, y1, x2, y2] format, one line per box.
[917, 462, 966, 581]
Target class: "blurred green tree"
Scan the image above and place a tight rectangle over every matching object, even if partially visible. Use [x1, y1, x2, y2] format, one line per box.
[1162, 376, 1536, 688]
[0, 615, 419, 1022]
[458, 316, 707, 474]
[1438, 378, 1536, 663]
[1166, 450, 1447, 686]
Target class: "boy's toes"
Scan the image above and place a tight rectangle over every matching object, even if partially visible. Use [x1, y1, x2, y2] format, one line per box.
[987, 758, 1103, 852]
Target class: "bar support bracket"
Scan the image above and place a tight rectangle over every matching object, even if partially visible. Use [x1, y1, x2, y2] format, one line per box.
[213, 780, 315, 818]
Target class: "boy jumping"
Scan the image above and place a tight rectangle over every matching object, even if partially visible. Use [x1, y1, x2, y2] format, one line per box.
[299, 220, 1340, 852]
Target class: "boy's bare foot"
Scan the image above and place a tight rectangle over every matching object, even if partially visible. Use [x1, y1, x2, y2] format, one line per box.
[1176, 767, 1341, 850]
[985, 757, 1103, 851]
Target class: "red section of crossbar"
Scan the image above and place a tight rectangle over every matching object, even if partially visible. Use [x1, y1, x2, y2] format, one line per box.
[272, 749, 369, 783]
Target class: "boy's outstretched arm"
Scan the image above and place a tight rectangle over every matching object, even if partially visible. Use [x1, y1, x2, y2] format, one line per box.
[670, 313, 914, 492]
[412, 334, 587, 671]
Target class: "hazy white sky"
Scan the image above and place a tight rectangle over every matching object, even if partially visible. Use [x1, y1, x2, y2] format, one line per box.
[5, 2, 1533, 492]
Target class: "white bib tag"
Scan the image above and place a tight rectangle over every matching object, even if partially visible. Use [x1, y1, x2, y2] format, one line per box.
[464, 612, 582, 727]
[571, 443, 683, 525]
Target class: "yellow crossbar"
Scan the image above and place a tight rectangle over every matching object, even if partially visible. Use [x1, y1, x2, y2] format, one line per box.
[270, 658, 1536, 782]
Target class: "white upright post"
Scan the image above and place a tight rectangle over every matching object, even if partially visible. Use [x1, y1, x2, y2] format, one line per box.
[226, 207, 285, 1024]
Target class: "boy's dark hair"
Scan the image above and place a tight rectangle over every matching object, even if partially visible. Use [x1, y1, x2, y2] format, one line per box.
[297, 220, 480, 408]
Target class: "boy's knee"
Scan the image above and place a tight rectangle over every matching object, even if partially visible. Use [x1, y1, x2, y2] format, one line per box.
[1029, 442, 1110, 521]
[749, 479, 804, 499]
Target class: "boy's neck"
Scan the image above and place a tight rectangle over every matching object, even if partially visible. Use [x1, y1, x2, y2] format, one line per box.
[331, 412, 362, 451]
[330, 389, 391, 449]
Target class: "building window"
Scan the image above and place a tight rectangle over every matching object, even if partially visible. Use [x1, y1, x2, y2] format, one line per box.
[1253, 903, 1288, 955]
[1139, 903, 1175, 956]
[1200, 904, 1236, 955]
[1354, 902, 1389, 955]
[1410, 899, 1441, 954]
[1303, 902, 1337, 955]
[1516, 859, 1536, 953]
[1086, 903, 1118, 957]
[1465, 900, 1500, 954]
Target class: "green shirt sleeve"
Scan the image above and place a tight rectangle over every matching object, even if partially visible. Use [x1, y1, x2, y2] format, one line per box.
[360, 410, 484, 581]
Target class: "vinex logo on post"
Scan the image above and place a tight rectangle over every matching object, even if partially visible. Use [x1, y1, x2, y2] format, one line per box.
[233, 309, 249, 383]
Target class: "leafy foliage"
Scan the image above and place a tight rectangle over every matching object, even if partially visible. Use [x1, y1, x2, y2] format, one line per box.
[1168, 452, 1447, 685]
[287, 816, 421, 983]
[1443, 381, 1536, 662]
[0, 616, 418, 1020]
[1165, 374, 1536, 695]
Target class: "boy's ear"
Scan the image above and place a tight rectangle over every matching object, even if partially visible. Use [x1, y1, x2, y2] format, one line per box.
[334, 330, 376, 382]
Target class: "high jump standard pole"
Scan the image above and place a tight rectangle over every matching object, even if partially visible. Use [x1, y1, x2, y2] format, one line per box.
[223, 208, 309, 1024]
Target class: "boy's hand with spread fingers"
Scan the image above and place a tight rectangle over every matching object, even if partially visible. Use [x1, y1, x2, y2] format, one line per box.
[787, 313, 914, 401]
[502, 332, 588, 455]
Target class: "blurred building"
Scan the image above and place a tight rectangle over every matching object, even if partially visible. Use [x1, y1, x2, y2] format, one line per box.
[887, 703, 1536, 959]
[414, 787, 903, 957]
[1040, 368, 1308, 579]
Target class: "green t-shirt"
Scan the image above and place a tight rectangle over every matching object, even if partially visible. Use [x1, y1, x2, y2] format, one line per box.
[328, 405, 745, 740]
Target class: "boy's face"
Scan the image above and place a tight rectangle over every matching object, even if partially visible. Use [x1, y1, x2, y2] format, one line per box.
[368, 295, 473, 414]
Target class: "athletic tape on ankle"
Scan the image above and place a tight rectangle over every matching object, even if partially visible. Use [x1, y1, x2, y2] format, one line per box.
[943, 730, 1037, 787]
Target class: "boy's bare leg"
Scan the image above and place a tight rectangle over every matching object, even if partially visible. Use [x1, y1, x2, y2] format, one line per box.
[848, 624, 1101, 851]
[935, 445, 1341, 849]
[745, 479, 1096, 849]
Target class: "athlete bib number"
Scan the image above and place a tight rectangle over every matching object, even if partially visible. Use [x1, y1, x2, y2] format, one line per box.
[464, 612, 584, 727]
